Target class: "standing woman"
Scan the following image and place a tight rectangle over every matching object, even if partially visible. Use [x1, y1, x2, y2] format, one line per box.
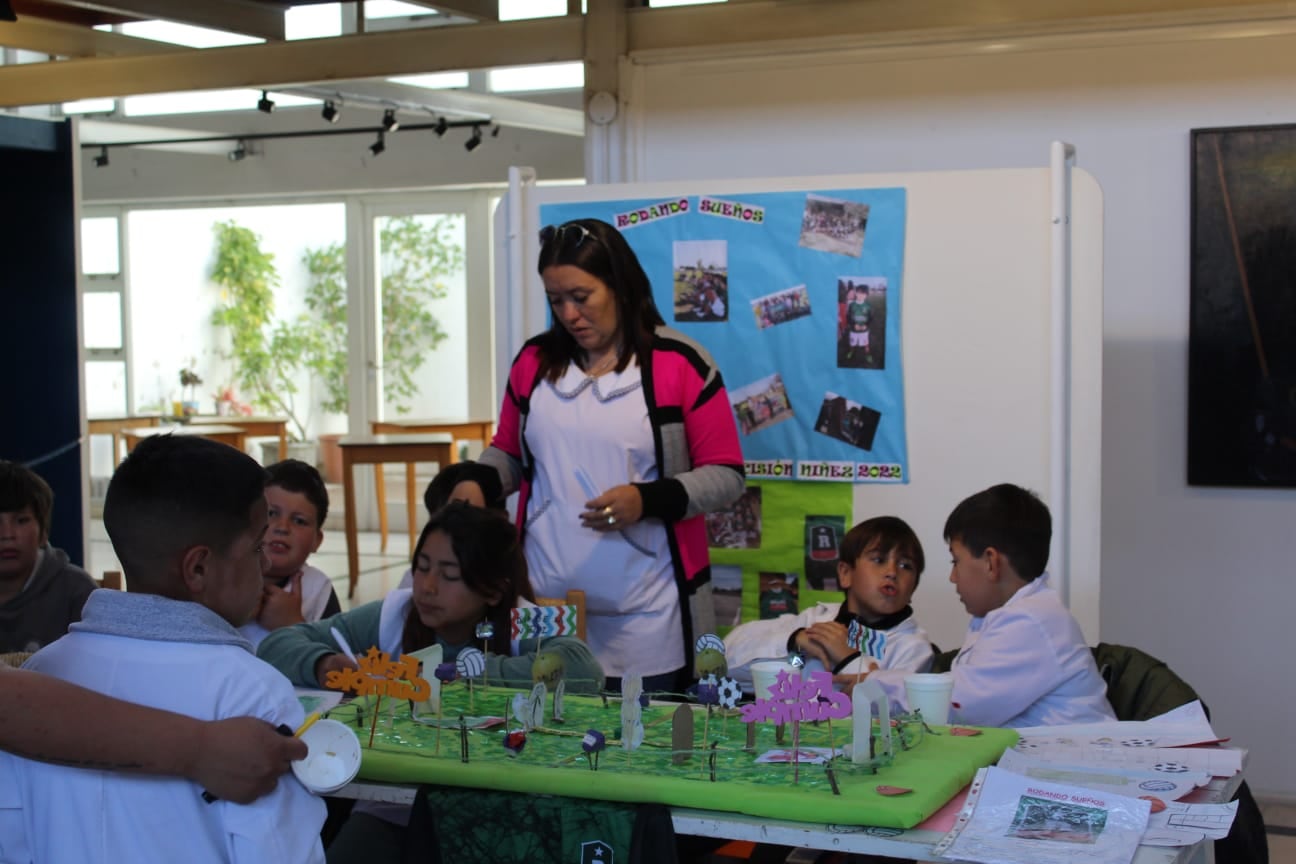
[469, 218, 744, 693]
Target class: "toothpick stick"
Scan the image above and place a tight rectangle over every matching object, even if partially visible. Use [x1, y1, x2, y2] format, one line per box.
[792, 718, 801, 784]
[368, 694, 382, 749]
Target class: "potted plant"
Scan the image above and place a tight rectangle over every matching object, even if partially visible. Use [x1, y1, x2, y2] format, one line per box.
[178, 365, 203, 417]
[209, 220, 322, 460]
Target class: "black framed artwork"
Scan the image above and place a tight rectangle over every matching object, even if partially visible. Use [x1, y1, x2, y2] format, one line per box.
[1189, 124, 1296, 487]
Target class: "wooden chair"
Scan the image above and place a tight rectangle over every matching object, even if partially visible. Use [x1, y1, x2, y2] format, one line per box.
[535, 589, 586, 641]
[99, 570, 123, 591]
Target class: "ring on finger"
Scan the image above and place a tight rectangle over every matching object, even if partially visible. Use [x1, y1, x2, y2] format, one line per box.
[607, 515, 616, 525]
[602, 505, 613, 516]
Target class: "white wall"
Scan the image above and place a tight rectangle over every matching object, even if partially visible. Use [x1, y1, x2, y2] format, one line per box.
[624, 28, 1296, 798]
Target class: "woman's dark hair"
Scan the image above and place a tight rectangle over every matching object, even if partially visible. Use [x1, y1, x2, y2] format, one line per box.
[535, 218, 665, 383]
[839, 515, 926, 585]
[401, 502, 536, 655]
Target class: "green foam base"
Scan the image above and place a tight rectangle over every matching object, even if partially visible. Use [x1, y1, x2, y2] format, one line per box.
[337, 687, 1016, 829]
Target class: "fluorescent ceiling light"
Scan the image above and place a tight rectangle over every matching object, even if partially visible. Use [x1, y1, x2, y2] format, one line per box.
[363, 1, 433, 18]
[286, 4, 342, 40]
[63, 98, 116, 115]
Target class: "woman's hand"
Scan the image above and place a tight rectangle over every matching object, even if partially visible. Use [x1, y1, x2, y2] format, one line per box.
[580, 484, 644, 533]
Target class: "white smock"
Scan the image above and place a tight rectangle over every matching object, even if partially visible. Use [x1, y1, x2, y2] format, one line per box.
[522, 358, 683, 678]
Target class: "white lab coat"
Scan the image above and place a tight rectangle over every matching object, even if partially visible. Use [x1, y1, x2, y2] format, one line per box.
[723, 601, 934, 691]
[2, 622, 325, 863]
[872, 576, 1115, 728]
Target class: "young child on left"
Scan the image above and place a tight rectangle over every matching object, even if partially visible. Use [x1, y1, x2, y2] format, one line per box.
[724, 515, 934, 692]
[3, 435, 325, 864]
[0, 460, 98, 653]
[238, 459, 340, 648]
[258, 502, 604, 862]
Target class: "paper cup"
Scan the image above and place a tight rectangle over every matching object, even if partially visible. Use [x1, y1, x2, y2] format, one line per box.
[749, 660, 799, 699]
[904, 673, 954, 726]
[291, 718, 362, 795]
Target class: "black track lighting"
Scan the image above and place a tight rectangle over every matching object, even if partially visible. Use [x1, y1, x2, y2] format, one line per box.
[228, 142, 247, 162]
[381, 109, 400, 132]
[370, 131, 386, 156]
[433, 116, 448, 137]
[257, 90, 275, 113]
[93, 146, 109, 167]
[464, 125, 483, 152]
[491, 124, 501, 138]
[321, 100, 340, 123]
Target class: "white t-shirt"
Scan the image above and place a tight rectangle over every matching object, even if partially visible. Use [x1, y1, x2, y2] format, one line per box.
[522, 359, 682, 678]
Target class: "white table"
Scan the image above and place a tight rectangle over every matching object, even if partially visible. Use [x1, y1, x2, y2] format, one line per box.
[332, 770, 1243, 863]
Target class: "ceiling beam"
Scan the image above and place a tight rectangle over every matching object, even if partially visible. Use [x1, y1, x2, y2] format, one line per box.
[0, 17, 174, 56]
[625, 0, 1296, 55]
[0, 16, 582, 107]
[289, 80, 584, 136]
[40, 0, 286, 40]
[11, 0, 139, 27]
[396, 1, 499, 21]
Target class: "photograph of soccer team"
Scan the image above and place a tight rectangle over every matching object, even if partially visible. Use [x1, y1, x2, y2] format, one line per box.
[672, 239, 729, 323]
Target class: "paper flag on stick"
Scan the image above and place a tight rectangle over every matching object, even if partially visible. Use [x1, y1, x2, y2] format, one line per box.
[511, 605, 579, 640]
[846, 619, 887, 659]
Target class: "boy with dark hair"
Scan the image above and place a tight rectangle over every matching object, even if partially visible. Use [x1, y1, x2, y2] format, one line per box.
[724, 515, 933, 692]
[6, 436, 325, 863]
[878, 483, 1113, 728]
[0, 460, 97, 652]
[239, 459, 340, 648]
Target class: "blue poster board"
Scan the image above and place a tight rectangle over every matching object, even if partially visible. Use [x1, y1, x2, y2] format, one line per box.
[540, 187, 908, 482]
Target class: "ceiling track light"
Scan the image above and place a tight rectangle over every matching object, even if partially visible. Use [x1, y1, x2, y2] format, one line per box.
[491, 124, 501, 138]
[381, 108, 400, 132]
[321, 100, 340, 124]
[433, 116, 448, 137]
[464, 125, 483, 152]
[370, 131, 386, 156]
[228, 142, 247, 162]
[93, 146, 109, 168]
[257, 90, 275, 114]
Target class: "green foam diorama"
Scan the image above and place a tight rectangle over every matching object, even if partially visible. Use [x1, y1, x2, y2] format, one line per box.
[330, 683, 1016, 829]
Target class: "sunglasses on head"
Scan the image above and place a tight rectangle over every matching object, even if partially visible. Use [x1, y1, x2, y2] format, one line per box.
[539, 222, 594, 249]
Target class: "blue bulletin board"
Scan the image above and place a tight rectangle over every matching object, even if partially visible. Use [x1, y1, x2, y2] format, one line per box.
[540, 187, 908, 484]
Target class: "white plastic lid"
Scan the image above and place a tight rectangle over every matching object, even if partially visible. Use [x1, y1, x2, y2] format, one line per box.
[291, 718, 362, 794]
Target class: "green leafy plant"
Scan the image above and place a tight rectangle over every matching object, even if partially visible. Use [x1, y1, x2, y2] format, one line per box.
[302, 215, 463, 415]
[209, 221, 321, 441]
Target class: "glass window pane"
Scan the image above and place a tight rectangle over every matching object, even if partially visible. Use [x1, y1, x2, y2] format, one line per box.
[85, 361, 128, 419]
[489, 62, 583, 93]
[83, 293, 123, 350]
[81, 217, 120, 275]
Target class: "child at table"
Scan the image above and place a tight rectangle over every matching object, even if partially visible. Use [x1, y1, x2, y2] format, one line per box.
[0, 460, 98, 653]
[396, 460, 505, 590]
[258, 502, 604, 863]
[238, 459, 340, 648]
[873, 483, 1115, 728]
[724, 515, 934, 692]
[5, 435, 325, 863]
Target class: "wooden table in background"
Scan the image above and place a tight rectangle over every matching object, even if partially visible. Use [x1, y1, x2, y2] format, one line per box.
[88, 415, 162, 467]
[338, 434, 454, 599]
[121, 424, 247, 454]
[367, 419, 495, 553]
[189, 415, 289, 462]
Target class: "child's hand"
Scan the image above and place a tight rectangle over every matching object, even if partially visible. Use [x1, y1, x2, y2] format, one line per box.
[314, 652, 359, 689]
[258, 571, 305, 631]
[803, 621, 854, 667]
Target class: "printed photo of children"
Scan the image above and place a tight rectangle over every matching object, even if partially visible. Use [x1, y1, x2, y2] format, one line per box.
[731, 373, 795, 436]
[814, 391, 882, 452]
[705, 486, 762, 550]
[712, 564, 743, 629]
[799, 194, 870, 257]
[758, 572, 799, 620]
[803, 515, 845, 591]
[751, 284, 811, 330]
[672, 239, 729, 323]
[836, 276, 887, 369]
